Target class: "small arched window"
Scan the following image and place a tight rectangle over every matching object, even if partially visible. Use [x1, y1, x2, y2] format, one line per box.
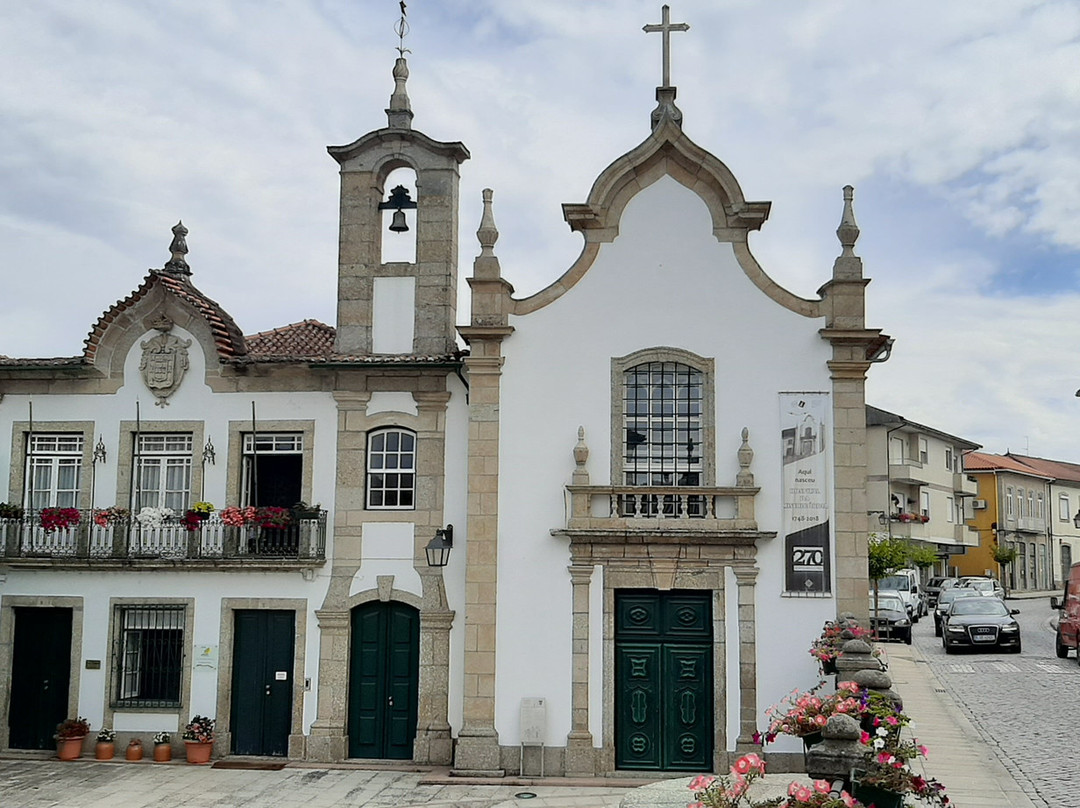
[366, 428, 416, 510]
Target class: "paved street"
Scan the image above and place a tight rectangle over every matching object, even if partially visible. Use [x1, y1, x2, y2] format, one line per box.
[912, 595, 1079, 808]
[0, 760, 633, 808]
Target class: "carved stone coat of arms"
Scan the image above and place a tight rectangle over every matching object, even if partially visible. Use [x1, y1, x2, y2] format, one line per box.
[140, 316, 191, 406]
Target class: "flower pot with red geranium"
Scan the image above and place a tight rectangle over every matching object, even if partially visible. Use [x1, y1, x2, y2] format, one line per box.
[182, 715, 215, 764]
[54, 717, 90, 760]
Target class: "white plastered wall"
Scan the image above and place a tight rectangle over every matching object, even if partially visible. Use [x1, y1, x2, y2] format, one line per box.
[494, 175, 838, 751]
[0, 325, 339, 735]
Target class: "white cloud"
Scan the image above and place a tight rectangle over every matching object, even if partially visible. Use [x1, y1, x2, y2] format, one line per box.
[3, 1, 1080, 459]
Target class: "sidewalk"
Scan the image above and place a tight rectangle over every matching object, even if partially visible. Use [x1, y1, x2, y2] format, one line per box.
[885, 643, 1041, 807]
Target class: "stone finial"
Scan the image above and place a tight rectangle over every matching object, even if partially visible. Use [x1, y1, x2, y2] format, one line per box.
[477, 189, 499, 256]
[572, 427, 590, 485]
[736, 427, 754, 487]
[650, 86, 683, 130]
[573, 426, 589, 468]
[836, 185, 860, 257]
[163, 221, 191, 276]
[386, 56, 414, 129]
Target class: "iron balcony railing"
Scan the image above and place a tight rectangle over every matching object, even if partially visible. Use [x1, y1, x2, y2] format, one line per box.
[0, 509, 327, 562]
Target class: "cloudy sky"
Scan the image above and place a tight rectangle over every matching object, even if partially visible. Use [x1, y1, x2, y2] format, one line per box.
[2, 1, 1080, 459]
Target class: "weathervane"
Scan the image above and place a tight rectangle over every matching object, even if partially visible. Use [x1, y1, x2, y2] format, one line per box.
[643, 5, 689, 87]
[395, 1, 410, 56]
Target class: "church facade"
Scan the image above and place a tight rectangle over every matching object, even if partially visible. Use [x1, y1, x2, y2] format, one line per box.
[0, 11, 887, 775]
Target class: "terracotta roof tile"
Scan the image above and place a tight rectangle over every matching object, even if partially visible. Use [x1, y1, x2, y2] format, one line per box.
[245, 320, 336, 358]
[82, 271, 248, 362]
[964, 451, 1054, 478]
[1005, 453, 1080, 483]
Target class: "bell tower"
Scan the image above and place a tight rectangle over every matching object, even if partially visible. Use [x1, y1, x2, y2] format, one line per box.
[328, 45, 469, 356]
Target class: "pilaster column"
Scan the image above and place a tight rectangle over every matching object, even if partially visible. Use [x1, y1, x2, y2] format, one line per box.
[732, 566, 759, 751]
[564, 563, 596, 776]
[306, 609, 350, 761]
[452, 350, 507, 774]
[413, 604, 455, 764]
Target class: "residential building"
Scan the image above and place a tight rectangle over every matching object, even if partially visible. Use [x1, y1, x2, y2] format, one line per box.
[956, 452, 1053, 592]
[865, 406, 980, 578]
[1002, 453, 1080, 590]
[0, 15, 891, 774]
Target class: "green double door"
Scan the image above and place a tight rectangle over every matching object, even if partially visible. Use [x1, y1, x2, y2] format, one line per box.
[348, 602, 419, 759]
[231, 610, 294, 756]
[615, 590, 713, 771]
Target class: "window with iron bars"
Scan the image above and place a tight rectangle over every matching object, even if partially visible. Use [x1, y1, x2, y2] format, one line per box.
[113, 605, 185, 708]
[621, 361, 704, 517]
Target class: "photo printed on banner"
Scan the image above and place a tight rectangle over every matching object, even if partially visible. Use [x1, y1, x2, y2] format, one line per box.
[780, 394, 831, 593]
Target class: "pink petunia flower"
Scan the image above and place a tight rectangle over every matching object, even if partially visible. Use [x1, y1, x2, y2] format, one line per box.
[688, 775, 715, 792]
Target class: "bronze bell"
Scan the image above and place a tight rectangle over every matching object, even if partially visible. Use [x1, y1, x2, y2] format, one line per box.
[389, 209, 409, 233]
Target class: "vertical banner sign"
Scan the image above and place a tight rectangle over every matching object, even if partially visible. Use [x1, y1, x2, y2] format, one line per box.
[780, 394, 831, 593]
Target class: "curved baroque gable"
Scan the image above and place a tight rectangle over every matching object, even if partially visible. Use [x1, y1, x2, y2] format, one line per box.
[512, 117, 821, 318]
[83, 271, 248, 377]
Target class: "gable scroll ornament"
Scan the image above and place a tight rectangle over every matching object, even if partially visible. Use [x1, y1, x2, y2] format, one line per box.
[140, 315, 191, 406]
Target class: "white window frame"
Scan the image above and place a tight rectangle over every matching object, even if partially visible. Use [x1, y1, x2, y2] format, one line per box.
[918, 437, 929, 465]
[366, 428, 416, 510]
[1006, 487, 1014, 517]
[920, 490, 931, 518]
[889, 437, 904, 465]
[26, 434, 84, 510]
[1060, 493, 1071, 522]
[946, 496, 954, 523]
[134, 433, 193, 513]
[944, 447, 953, 472]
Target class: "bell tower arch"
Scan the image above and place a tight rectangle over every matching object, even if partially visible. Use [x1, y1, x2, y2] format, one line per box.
[328, 55, 470, 357]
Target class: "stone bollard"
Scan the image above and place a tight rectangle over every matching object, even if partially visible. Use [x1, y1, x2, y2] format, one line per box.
[849, 668, 903, 713]
[834, 637, 882, 683]
[805, 714, 864, 786]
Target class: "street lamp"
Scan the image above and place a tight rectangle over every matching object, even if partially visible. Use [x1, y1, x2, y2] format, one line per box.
[425, 525, 454, 568]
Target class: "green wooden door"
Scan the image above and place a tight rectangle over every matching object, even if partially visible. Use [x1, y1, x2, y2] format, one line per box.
[230, 610, 295, 756]
[348, 602, 419, 759]
[615, 590, 712, 771]
[9, 607, 72, 750]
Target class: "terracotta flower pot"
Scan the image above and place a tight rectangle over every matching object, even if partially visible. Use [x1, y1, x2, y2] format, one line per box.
[184, 740, 213, 764]
[153, 743, 172, 762]
[126, 740, 144, 761]
[95, 741, 115, 760]
[56, 736, 86, 760]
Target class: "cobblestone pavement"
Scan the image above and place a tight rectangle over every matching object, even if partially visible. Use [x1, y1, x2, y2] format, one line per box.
[0, 759, 631, 808]
[914, 601, 1079, 808]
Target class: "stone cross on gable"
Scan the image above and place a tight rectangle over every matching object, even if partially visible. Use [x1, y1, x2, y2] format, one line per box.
[643, 5, 689, 87]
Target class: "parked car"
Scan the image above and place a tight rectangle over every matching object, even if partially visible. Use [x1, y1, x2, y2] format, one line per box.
[876, 569, 925, 621]
[870, 592, 912, 644]
[933, 587, 981, 636]
[1051, 561, 1080, 661]
[925, 576, 959, 609]
[962, 578, 1006, 599]
[941, 597, 1021, 654]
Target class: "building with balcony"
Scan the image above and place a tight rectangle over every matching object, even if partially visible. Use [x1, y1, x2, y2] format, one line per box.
[865, 406, 980, 577]
[955, 452, 1053, 592]
[0, 12, 892, 776]
[1000, 453, 1080, 590]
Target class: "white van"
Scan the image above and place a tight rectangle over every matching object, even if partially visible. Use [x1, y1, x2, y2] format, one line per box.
[875, 569, 924, 621]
